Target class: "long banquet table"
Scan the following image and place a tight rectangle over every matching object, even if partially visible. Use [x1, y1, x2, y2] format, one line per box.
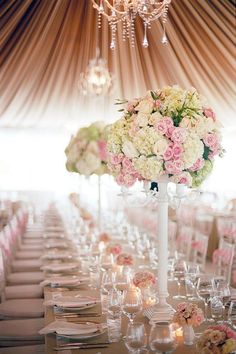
[43, 280, 220, 354]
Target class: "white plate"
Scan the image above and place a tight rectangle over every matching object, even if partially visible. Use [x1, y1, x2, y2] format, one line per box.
[55, 303, 96, 311]
[57, 327, 106, 340]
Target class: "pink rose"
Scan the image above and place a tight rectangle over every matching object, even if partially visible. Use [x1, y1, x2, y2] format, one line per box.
[163, 145, 173, 161]
[156, 120, 167, 135]
[154, 100, 161, 109]
[189, 158, 205, 172]
[203, 133, 218, 148]
[172, 144, 183, 158]
[165, 126, 175, 138]
[129, 121, 140, 137]
[98, 140, 108, 161]
[126, 99, 139, 113]
[123, 173, 137, 187]
[116, 173, 125, 185]
[165, 159, 184, 175]
[171, 127, 187, 143]
[203, 107, 216, 121]
[163, 116, 174, 127]
[109, 153, 124, 165]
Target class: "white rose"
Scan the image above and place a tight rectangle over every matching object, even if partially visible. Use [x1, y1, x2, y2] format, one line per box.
[135, 99, 153, 114]
[153, 138, 169, 157]
[137, 112, 149, 127]
[87, 141, 99, 154]
[122, 140, 139, 158]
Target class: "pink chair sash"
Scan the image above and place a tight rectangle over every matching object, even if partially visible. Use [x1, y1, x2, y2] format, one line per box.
[212, 248, 232, 265]
[191, 240, 205, 253]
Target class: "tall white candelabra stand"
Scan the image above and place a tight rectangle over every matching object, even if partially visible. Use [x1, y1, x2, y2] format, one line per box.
[150, 175, 175, 323]
[97, 175, 101, 231]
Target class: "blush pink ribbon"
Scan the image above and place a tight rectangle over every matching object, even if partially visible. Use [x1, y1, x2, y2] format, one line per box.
[191, 241, 205, 253]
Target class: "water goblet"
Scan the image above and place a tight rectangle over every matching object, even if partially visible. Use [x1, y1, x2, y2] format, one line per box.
[184, 264, 200, 301]
[125, 322, 147, 353]
[228, 300, 236, 329]
[172, 259, 187, 300]
[113, 269, 131, 293]
[215, 281, 231, 323]
[196, 276, 215, 323]
[149, 322, 177, 354]
[100, 253, 114, 271]
[122, 287, 143, 323]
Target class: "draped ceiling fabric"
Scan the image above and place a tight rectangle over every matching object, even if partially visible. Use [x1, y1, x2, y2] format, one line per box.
[0, 0, 235, 130]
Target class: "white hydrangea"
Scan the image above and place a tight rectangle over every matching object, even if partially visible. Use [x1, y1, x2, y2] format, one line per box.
[183, 134, 204, 168]
[134, 156, 163, 180]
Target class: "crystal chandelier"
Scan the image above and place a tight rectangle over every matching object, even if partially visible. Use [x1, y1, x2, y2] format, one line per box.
[79, 48, 113, 96]
[91, 0, 171, 49]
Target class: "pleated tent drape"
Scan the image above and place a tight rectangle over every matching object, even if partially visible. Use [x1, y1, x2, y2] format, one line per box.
[0, 0, 235, 128]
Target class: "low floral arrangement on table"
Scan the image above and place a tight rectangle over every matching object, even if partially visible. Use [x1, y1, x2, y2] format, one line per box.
[196, 325, 236, 354]
[99, 232, 111, 243]
[107, 86, 224, 187]
[65, 121, 108, 176]
[106, 243, 122, 255]
[173, 302, 204, 327]
[116, 253, 134, 266]
[133, 271, 156, 289]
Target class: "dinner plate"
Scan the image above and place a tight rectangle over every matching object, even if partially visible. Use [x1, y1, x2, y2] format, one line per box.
[55, 303, 96, 311]
[57, 327, 106, 340]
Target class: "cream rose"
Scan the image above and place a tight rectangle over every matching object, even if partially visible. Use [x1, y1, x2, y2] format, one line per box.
[122, 140, 139, 158]
[135, 99, 154, 114]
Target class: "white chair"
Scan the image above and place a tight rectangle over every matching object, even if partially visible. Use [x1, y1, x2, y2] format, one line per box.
[0, 250, 44, 318]
[0, 249, 43, 300]
[212, 238, 235, 284]
[0, 318, 44, 347]
[191, 231, 209, 271]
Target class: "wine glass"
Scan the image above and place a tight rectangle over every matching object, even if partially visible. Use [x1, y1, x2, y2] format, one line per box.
[184, 264, 200, 301]
[107, 289, 122, 315]
[149, 322, 177, 354]
[228, 300, 236, 329]
[124, 322, 147, 353]
[172, 259, 187, 300]
[122, 287, 142, 323]
[215, 281, 231, 323]
[100, 253, 114, 271]
[113, 269, 131, 293]
[196, 276, 215, 322]
[101, 270, 114, 294]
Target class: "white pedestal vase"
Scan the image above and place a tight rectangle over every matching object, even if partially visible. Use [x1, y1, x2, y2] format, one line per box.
[98, 175, 101, 231]
[182, 324, 195, 345]
[150, 176, 175, 323]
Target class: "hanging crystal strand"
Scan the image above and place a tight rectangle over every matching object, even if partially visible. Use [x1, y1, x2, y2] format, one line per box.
[161, 13, 168, 45]
[110, 10, 116, 50]
[122, 19, 127, 41]
[142, 22, 148, 48]
[130, 17, 135, 47]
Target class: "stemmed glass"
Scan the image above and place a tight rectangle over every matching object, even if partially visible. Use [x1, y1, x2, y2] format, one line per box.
[107, 289, 122, 315]
[228, 300, 236, 329]
[149, 322, 177, 354]
[215, 281, 231, 323]
[101, 270, 114, 294]
[113, 269, 131, 293]
[122, 287, 143, 323]
[184, 264, 200, 301]
[100, 253, 114, 271]
[124, 322, 147, 353]
[196, 276, 215, 323]
[172, 259, 187, 300]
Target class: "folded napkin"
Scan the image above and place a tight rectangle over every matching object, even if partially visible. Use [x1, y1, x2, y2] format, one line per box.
[41, 252, 72, 260]
[40, 276, 86, 288]
[39, 320, 106, 335]
[43, 296, 99, 307]
[45, 241, 69, 249]
[40, 263, 79, 272]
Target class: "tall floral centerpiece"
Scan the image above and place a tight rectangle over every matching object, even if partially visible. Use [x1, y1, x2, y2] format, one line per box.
[65, 121, 108, 228]
[107, 85, 224, 320]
